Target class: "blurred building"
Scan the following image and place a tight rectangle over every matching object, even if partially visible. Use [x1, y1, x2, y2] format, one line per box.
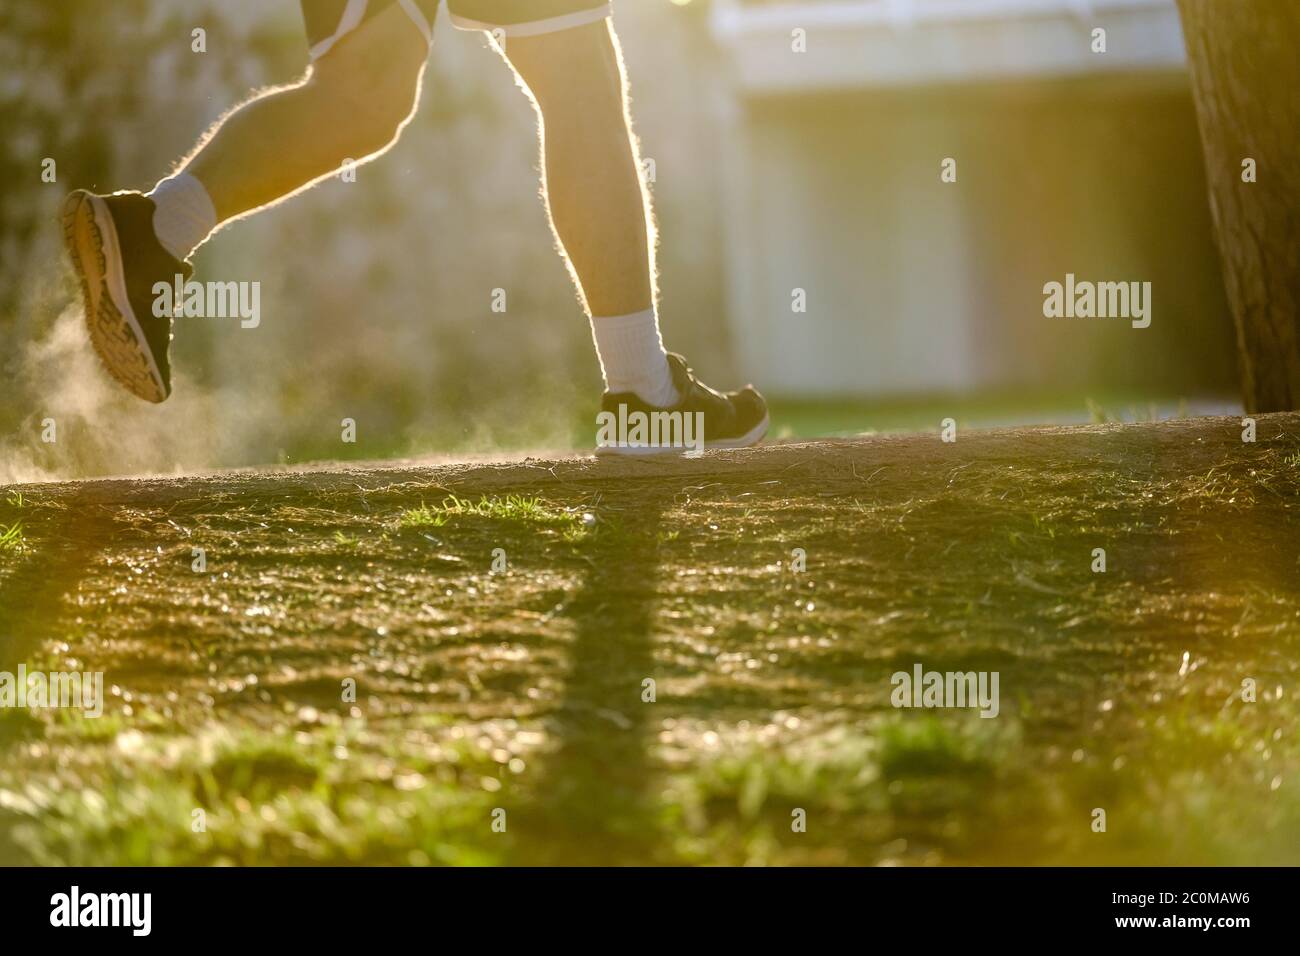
[707, 0, 1235, 397]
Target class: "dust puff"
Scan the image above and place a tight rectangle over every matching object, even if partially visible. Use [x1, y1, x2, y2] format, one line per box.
[0, 304, 248, 483]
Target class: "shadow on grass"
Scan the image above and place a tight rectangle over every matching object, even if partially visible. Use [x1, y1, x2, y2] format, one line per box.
[0, 489, 118, 705]
[514, 486, 666, 865]
[0, 489, 122, 862]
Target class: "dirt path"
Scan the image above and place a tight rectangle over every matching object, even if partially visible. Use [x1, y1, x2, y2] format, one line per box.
[2, 414, 1298, 865]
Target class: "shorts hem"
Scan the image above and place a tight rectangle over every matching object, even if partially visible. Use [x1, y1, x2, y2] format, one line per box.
[308, 0, 434, 61]
[450, 4, 612, 38]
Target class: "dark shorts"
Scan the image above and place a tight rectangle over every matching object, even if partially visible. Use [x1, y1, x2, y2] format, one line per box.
[302, 0, 613, 59]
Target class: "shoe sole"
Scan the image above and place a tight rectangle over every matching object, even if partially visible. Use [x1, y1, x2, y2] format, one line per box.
[61, 190, 168, 404]
[594, 413, 770, 458]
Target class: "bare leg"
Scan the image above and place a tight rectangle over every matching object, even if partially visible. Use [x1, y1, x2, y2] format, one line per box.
[498, 18, 768, 446]
[181, 2, 429, 226]
[499, 20, 655, 318]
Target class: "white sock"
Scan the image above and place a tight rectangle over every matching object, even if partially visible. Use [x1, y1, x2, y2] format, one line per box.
[147, 172, 218, 261]
[589, 307, 680, 406]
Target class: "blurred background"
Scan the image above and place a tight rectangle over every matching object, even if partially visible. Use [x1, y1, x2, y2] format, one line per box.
[0, 0, 1238, 481]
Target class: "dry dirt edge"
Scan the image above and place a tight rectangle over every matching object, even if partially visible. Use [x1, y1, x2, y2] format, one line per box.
[7, 413, 1298, 505]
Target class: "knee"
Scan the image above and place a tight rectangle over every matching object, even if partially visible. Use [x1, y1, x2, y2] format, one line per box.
[310, 36, 425, 153]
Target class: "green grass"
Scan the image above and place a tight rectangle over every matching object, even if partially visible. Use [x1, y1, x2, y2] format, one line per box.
[2, 722, 510, 866]
[0, 521, 24, 554]
[765, 390, 1229, 440]
[1, 415, 1297, 866]
[397, 494, 589, 538]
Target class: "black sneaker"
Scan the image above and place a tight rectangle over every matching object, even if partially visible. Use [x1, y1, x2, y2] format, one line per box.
[61, 189, 191, 403]
[595, 352, 769, 457]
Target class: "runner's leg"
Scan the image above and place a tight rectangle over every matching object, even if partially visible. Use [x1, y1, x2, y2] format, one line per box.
[179, 1, 430, 239]
[499, 18, 678, 405]
[500, 19, 652, 318]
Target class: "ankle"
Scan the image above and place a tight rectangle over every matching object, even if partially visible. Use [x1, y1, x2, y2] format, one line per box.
[147, 172, 217, 261]
[589, 308, 680, 406]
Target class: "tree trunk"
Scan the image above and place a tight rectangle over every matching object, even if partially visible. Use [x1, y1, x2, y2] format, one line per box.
[1176, 0, 1300, 412]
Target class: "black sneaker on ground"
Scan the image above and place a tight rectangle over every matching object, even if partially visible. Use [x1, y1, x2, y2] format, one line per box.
[61, 189, 191, 403]
[596, 352, 769, 457]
